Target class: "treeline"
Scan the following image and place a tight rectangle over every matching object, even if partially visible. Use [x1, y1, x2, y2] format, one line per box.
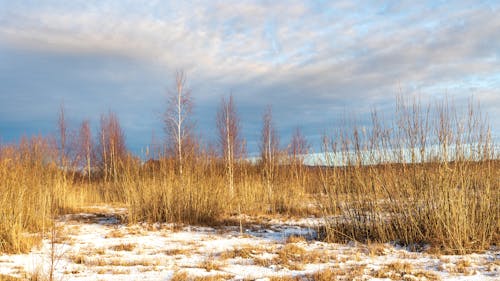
[35, 71, 309, 186]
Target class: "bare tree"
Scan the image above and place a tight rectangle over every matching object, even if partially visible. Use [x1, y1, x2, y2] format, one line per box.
[58, 102, 67, 168]
[260, 106, 279, 205]
[164, 70, 194, 176]
[288, 127, 309, 185]
[98, 111, 127, 182]
[289, 127, 308, 163]
[77, 120, 94, 182]
[216, 94, 242, 198]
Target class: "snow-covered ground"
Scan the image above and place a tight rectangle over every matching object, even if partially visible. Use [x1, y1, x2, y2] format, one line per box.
[0, 206, 498, 281]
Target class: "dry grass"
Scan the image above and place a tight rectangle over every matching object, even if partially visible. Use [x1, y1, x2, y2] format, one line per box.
[200, 258, 225, 272]
[0, 275, 23, 281]
[269, 276, 302, 281]
[0, 137, 86, 254]
[270, 266, 366, 281]
[220, 244, 263, 260]
[165, 248, 192, 256]
[319, 98, 499, 254]
[310, 268, 339, 281]
[277, 244, 306, 264]
[171, 272, 233, 281]
[286, 235, 306, 244]
[364, 242, 388, 256]
[105, 229, 125, 238]
[438, 258, 476, 275]
[109, 243, 136, 251]
[373, 262, 441, 280]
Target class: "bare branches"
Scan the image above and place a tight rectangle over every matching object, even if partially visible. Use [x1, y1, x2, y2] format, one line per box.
[98, 111, 126, 182]
[260, 106, 280, 208]
[77, 120, 94, 181]
[260, 106, 279, 166]
[164, 70, 194, 176]
[57, 102, 67, 168]
[289, 127, 309, 165]
[216, 94, 242, 198]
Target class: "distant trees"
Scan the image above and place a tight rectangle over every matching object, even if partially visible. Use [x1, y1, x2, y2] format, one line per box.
[164, 70, 195, 176]
[216, 94, 243, 198]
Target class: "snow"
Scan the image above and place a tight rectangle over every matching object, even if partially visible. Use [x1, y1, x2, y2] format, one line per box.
[0, 206, 498, 280]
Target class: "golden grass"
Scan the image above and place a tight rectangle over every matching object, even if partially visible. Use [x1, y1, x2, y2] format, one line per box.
[373, 262, 441, 280]
[318, 98, 499, 254]
[200, 258, 225, 272]
[286, 235, 306, 244]
[171, 272, 233, 281]
[105, 229, 125, 238]
[109, 243, 136, 251]
[0, 275, 23, 281]
[220, 244, 263, 259]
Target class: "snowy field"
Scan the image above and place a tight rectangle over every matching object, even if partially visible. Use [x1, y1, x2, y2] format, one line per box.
[0, 206, 498, 281]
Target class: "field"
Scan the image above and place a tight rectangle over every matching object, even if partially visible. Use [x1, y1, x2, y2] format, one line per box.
[0, 98, 498, 280]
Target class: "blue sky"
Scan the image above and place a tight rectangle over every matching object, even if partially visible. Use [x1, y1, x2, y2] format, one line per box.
[1, 1, 499, 154]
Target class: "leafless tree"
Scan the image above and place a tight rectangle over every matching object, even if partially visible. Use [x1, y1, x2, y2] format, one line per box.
[57, 103, 67, 168]
[216, 94, 242, 198]
[77, 120, 94, 181]
[260, 106, 279, 204]
[289, 127, 308, 163]
[288, 127, 309, 185]
[164, 70, 194, 176]
[98, 111, 127, 182]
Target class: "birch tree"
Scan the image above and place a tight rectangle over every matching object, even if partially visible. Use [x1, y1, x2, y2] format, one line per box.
[98, 111, 126, 182]
[77, 120, 94, 182]
[216, 94, 242, 198]
[58, 103, 67, 168]
[288, 127, 309, 185]
[164, 70, 194, 176]
[260, 106, 279, 205]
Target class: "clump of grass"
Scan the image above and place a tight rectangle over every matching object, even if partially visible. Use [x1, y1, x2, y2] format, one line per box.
[220, 244, 262, 259]
[372, 262, 441, 280]
[200, 258, 225, 272]
[105, 229, 124, 238]
[286, 235, 306, 244]
[310, 268, 339, 281]
[0, 275, 23, 281]
[277, 244, 306, 265]
[171, 271, 233, 281]
[109, 243, 136, 251]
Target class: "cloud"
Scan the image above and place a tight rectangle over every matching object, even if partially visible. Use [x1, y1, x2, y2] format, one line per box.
[1, 1, 499, 152]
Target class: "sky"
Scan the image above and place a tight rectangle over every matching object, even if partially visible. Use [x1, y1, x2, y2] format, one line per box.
[1, 0, 499, 155]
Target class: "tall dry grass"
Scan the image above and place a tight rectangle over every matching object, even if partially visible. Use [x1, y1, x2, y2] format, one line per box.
[121, 150, 314, 225]
[318, 97, 499, 253]
[0, 136, 83, 253]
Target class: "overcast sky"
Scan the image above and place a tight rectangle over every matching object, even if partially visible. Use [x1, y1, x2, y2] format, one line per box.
[1, 1, 499, 155]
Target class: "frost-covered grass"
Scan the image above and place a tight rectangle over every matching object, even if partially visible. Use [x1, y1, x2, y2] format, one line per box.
[0, 206, 498, 281]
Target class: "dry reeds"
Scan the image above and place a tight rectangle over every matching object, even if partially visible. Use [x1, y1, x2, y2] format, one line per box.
[318, 97, 499, 253]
